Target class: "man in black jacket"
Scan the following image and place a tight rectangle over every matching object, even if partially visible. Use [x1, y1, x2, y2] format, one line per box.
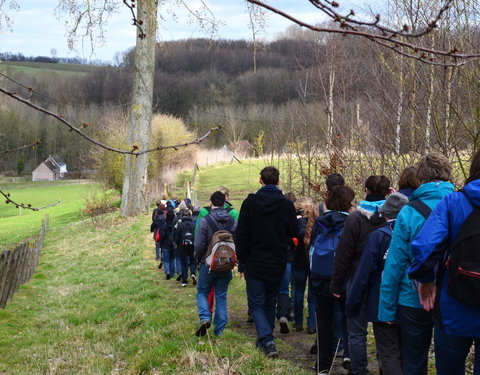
[235, 166, 298, 358]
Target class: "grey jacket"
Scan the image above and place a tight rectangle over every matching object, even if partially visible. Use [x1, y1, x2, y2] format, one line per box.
[194, 207, 237, 263]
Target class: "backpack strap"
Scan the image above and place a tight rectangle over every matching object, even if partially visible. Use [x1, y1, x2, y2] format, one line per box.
[408, 200, 432, 219]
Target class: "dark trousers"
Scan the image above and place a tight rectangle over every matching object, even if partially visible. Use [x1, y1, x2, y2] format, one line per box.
[245, 275, 280, 349]
[434, 323, 480, 375]
[372, 322, 403, 375]
[347, 301, 369, 375]
[397, 305, 433, 375]
[180, 246, 196, 283]
[314, 291, 349, 372]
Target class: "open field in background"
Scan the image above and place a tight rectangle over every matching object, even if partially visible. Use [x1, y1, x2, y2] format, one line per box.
[0, 180, 117, 246]
[0, 61, 101, 75]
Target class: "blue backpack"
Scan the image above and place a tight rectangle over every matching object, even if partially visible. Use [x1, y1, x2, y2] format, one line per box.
[310, 226, 344, 279]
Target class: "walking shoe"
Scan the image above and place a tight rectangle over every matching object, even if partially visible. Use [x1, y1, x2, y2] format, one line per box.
[307, 326, 316, 334]
[195, 321, 211, 337]
[279, 317, 289, 334]
[182, 283, 187, 287]
[176, 274, 182, 282]
[264, 342, 278, 358]
[342, 357, 351, 372]
[309, 341, 318, 355]
[295, 324, 303, 332]
[246, 314, 254, 324]
[166, 274, 171, 280]
[157, 262, 163, 269]
[191, 274, 197, 285]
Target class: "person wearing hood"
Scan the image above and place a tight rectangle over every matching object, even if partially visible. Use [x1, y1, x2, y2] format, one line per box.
[310, 185, 355, 374]
[194, 191, 237, 337]
[330, 175, 390, 375]
[235, 166, 298, 358]
[408, 148, 480, 375]
[379, 153, 454, 375]
[346, 192, 409, 375]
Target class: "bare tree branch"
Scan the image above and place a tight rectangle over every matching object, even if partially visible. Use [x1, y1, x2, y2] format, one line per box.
[0, 87, 221, 156]
[0, 140, 41, 155]
[0, 190, 60, 211]
[246, 0, 480, 65]
[123, 0, 146, 39]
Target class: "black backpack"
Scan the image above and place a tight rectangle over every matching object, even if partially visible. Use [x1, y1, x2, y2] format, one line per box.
[445, 189, 480, 306]
[181, 221, 195, 247]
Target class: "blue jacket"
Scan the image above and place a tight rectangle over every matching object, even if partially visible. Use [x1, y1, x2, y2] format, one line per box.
[346, 221, 394, 322]
[378, 181, 455, 322]
[409, 179, 480, 338]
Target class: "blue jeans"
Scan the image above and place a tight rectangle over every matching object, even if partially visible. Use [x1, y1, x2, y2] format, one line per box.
[293, 267, 316, 329]
[181, 246, 196, 282]
[245, 275, 280, 349]
[196, 264, 232, 335]
[174, 248, 182, 276]
[434, 324, 480, 375]
[397, 305, 433, 375]
[277, 262, 292, 318]
[155, 241, 162, 261]
[162, 247, 175, 276]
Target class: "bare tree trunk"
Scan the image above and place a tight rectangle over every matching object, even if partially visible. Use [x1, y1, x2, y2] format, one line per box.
[120, 0, 158, 217]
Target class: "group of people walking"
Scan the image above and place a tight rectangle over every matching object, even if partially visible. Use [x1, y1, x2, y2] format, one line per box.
[151, 149, 480, 375]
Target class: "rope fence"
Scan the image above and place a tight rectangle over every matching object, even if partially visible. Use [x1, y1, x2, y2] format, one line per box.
[0, 215, 49, 308]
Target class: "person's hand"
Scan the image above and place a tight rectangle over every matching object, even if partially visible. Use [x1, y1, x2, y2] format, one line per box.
[418, 282, 436, 311]
[333, 293, 342, 299]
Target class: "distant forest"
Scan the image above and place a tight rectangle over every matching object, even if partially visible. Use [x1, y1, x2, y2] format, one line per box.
[1, 31, 480, 181]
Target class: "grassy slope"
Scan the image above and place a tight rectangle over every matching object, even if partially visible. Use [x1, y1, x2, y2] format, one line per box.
[0, 212, 310, 374]
[0, 180, 106, 246]
[0, 61, 100, 75]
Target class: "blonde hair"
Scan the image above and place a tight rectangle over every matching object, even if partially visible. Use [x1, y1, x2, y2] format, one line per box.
[294, 197, 318, 249]
[217, 186, 230, 196]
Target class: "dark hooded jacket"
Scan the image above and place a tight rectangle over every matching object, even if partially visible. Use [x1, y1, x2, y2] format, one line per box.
[310, 210, 349, 296]
[330, 198, 386, 296]
[235, 185, 298, 285]
[194, 207, 237, 263]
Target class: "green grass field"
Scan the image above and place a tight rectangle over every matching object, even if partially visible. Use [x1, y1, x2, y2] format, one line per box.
[0, 61, 102, 76]
[0, 180, 112, 246]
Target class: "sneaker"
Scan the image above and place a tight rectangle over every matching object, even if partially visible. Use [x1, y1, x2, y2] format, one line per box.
[307, 326, 316, 334]
[318, 370, 329, 374]
[279, 317, 289, 334]
[158, 262, 163, 269]
[166, 274, 171, 280]
[342, 357, 352, 372]
[191, 274, 197, 285]
[176, 274, 182, 282]
[195, 321, 211, 337]
[182, 283, 187, 287]
[264, 342, 278, 358]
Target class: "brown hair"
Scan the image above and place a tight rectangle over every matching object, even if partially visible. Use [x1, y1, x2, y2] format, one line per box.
[465, 148, 480, 185]
[326, 185, 355, 212]
[285, 191, 297, 203]
[260, 166, 280, 185]
[398, 166, 420, 190]
[325, 173, 345, 191]
[299, 197, 319, 249]
[364, 175, 391, 197]
[416, 152, 452, 183]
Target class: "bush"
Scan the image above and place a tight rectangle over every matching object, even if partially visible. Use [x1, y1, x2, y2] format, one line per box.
[92, 113, 197, 193]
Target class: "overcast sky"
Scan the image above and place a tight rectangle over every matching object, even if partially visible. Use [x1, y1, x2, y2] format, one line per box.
[0, 0, 334, 61]
[0, 0, 370, 63]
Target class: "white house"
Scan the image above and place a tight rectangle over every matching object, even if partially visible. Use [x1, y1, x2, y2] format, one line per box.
[32, 155, 67, 181]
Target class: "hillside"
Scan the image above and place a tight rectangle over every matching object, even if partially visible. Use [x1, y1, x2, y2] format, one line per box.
[0, 60, 102, 75]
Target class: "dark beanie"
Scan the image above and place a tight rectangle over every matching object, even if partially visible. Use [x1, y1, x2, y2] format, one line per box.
[380, 192, 409, 219]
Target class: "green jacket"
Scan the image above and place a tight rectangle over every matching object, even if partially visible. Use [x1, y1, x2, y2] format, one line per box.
[194, 201, 239, 234]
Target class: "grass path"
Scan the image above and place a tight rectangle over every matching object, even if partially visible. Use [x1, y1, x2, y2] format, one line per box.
[0, 212, 313, 374]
